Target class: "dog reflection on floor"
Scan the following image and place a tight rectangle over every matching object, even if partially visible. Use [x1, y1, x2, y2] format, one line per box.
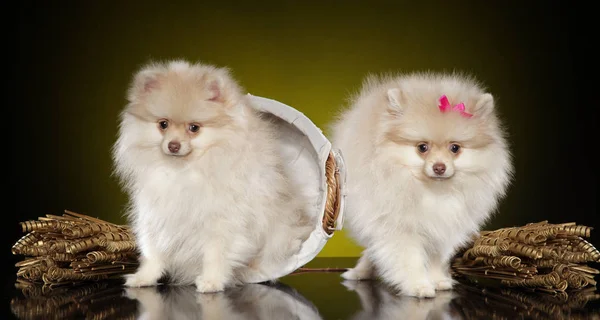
[343, 280, 462, 320]
[125, 282, 322, 320]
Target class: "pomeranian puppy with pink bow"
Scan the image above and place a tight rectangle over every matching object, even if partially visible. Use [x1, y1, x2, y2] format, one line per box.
[112, 60, 312, 293]
[330, 72, 513, 298]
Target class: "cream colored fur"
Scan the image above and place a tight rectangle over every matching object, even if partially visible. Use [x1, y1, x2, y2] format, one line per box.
[112, 60, 311, 293]
[330, 72, 513, 298]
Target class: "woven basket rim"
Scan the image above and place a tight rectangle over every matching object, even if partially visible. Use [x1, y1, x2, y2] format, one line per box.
[322, 151, 341, 235]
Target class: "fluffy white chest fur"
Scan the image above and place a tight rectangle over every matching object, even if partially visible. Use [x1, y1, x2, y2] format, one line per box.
[344, 167, 489, 263]
[131, 164, 264, 285]
[122, 146, 311, 292]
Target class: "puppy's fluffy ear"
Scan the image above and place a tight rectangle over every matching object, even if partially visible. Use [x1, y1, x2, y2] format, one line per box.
[472, 93, 494, 118]
[127, 64, 165, 103]
[387, 88, 405, 115]
[203, 68, 243, 107]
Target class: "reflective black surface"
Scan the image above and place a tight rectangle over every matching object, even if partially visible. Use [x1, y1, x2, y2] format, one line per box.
[6, 259, 600, 320]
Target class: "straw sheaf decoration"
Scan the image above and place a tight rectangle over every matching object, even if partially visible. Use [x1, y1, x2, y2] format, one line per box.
[12, 151, 343, 288]
[451, 221, 600, 296]
[12, 210, 139, 288]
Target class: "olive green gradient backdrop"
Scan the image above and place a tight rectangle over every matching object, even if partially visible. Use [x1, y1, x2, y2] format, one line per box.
[11, 2, 594, 260]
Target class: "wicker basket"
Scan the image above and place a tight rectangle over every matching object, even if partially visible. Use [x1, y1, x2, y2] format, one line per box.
[11, 94, 347, 287]
[451, 221, 600, 296]
[242, 93, 347, 282]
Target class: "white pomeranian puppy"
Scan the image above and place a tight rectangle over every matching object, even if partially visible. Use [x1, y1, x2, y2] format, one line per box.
[112, 60, 312, 293]
[330, 72, 513, 298]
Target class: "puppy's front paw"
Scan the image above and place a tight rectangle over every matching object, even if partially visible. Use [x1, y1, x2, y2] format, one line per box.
[434, 278, 454, 291]
[341, 280, 360, 291]
[195, 278, 225, 293]
[401, 281, 436, 298]
[124, 272, 159, 288]
[341, 268, 373, 281]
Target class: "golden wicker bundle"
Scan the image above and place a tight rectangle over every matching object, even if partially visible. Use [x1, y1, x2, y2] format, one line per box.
[11, 210, 139, 289]
[452, 221, 600, 295]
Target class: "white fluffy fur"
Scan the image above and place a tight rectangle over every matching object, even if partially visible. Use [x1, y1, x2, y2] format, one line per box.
[330, 72, 513, 298]
[112, 60, 311, 293]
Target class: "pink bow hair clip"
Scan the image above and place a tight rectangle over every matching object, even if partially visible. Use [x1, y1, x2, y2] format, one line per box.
[438, 95, 473, 118]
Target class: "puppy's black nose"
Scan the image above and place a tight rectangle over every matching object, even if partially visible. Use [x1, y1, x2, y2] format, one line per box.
[433, 163, 446, 175]
[168, 141, 181, 153]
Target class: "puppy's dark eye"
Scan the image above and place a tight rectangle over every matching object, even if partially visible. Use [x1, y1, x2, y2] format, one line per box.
[188, 123, 201, 133]
[158, 120, 169, 130]
[450, 144, 461, 154]
[417, 143, 429, 153]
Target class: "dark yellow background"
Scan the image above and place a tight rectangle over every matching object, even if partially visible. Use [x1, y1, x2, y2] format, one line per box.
[10, 1, 594, 261]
